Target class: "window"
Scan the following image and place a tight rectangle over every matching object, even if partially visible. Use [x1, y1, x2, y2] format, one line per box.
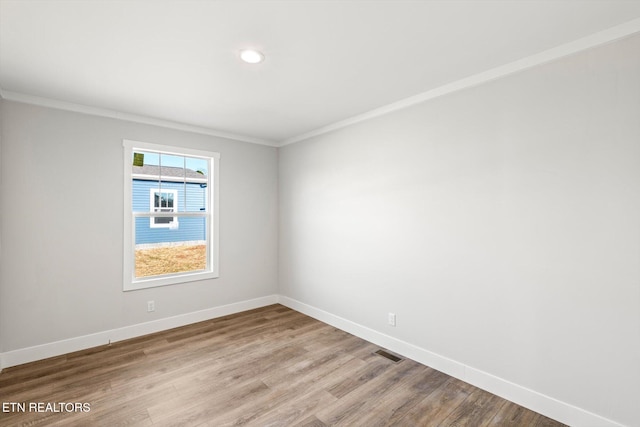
[123, 140, 220, 291]
[150, 189, 178, 228]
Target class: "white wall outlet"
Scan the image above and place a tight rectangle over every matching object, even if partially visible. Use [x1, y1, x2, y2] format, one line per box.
[388, 312, 396, 327]
[147, 300, 155, 312]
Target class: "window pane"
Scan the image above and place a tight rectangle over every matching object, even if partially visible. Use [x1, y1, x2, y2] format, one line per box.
[165, 192, 174, 208]
[186, 157, 208, 178]
[132, 150, 160, 213]
[160, 153, 185, 182]
[183, 156, 209, 213]
[153, 216, 173, 225]
[184, 181, 207, 212]
[134, 216, 208, 278]
[132, 150, 160, 170]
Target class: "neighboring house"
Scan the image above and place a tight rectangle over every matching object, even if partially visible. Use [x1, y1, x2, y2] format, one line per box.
[132, 164, 207, 246]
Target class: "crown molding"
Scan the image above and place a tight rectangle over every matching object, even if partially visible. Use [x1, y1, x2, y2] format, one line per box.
[279, 17, 640, 147]
[0, 89, 278, 147]
[2, 16, 639, 149]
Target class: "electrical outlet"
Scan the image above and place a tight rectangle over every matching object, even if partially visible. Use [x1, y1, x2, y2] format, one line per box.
[147, 300, 155, 312]
[388, 312, 396, 327]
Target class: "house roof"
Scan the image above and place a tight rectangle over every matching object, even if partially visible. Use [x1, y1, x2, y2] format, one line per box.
[132, 165, 207, 182]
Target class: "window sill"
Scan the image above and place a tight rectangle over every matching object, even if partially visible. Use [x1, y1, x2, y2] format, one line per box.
[123, 270, 219, 292]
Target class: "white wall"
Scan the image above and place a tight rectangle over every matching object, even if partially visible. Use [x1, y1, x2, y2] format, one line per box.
[279, 34, 640, 426]
[0, 101, 278, 355]
[0, 98, 4, 358]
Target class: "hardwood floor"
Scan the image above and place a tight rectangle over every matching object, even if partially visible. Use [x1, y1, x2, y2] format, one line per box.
[0, 305, 565, 426]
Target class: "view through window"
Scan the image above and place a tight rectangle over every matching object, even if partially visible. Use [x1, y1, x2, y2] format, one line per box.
[123, 140, 219, 290]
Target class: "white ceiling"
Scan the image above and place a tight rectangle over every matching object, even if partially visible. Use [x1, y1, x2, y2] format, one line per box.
[1, 1, 640, 146]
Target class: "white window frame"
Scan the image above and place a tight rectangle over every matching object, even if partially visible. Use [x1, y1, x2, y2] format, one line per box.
[123, 139, 220, 291]
[149, 188, 178, 228]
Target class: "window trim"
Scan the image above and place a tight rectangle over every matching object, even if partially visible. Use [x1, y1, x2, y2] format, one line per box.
[149, 188, 178, 228]
[123, 139, 220, 291]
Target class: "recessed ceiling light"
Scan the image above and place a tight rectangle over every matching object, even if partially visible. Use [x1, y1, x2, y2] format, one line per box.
[239, 49, 265, 64]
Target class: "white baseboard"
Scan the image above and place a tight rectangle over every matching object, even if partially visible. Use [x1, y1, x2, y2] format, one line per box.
[0, 294, 625, 427]
[277, 296, 625, 427]
[0, 295, 278, 370]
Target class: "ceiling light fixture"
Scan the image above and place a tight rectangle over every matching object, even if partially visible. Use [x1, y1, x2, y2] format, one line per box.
[239, 49, 265, 64]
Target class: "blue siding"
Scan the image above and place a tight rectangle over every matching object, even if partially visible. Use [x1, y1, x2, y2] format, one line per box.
[133, 179, 207, 245]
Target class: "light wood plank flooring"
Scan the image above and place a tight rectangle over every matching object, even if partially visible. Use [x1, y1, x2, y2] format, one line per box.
[0, 305, 565, 426]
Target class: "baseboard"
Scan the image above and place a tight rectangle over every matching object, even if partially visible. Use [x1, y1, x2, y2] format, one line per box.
[0, 295, 278, 370]
[277, 296, 625, 427]
[0, 294, 625, 427]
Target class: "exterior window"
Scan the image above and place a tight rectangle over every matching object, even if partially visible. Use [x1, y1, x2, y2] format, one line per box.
[150, 189, 178, 228]
[123, 140, 220, 291]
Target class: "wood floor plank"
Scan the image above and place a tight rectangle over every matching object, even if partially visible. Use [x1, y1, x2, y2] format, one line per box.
[442, 387, 507, 426]
[366, 374, 476, 426]
[201, 382, 335, 427]
[243, 389, 337, 427]
[356, 367, 451, 427]
[488, 400, 542, 426]
[315, 359, 427, 426]
[325, 356, 392, 400]
[148, 379, 271, 425]
[0, 304, 567, 426]
[293, 415, 329, 427]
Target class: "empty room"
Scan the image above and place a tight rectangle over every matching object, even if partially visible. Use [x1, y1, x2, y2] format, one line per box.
[1, 1, 639, 426]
